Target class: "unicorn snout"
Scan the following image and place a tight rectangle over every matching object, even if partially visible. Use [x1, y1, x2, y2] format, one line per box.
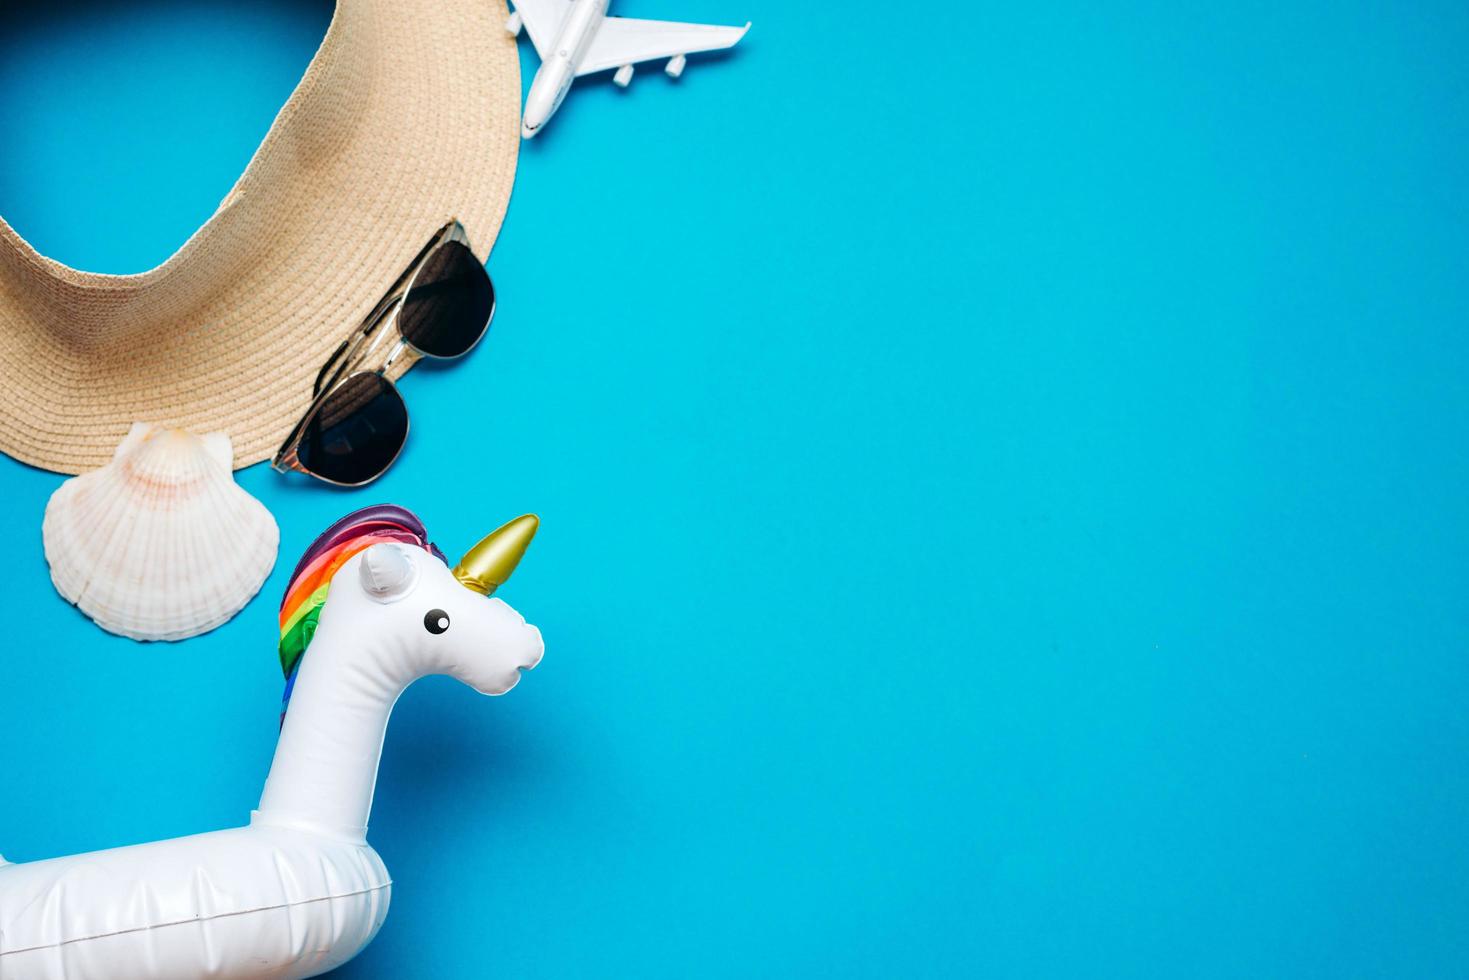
[471, 603, 544, 696]
[497, 622, 543, 694]
[522, 628, 546, 667]
[518, 623, 545, 672]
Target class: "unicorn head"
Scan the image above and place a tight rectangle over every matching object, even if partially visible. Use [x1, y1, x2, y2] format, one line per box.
[260, 506, 545, 839]
[278, 506, 544, 717]
[349, 517, 544, 695]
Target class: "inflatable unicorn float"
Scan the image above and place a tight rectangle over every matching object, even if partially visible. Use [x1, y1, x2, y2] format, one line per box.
[0, 505, 544, 979]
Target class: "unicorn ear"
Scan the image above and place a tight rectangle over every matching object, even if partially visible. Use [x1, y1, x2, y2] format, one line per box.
[359, 543, 418, 601]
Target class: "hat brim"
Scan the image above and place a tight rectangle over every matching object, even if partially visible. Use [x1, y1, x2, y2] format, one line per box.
[0, 0, 520, 474]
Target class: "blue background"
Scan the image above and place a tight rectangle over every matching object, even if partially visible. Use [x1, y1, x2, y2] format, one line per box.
[2, 0, 1467, 975]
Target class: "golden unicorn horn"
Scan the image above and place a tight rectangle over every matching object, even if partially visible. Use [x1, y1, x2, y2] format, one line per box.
[453, 514, 540, 595]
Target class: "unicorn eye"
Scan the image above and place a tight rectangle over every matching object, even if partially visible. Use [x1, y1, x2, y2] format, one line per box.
[424, 609, 450, 634]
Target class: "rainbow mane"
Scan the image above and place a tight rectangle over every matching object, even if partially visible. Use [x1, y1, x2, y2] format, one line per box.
[278, 505, 446, 720]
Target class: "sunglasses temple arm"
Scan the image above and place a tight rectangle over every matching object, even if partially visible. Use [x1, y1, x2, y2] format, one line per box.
[312, 228, 450, 393]
[312, 285, 410, 394]
[365, 231, 445, 323]
[313, 338, 349, 395]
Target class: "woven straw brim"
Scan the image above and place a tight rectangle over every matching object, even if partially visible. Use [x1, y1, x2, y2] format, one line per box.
[0, 0, 520, 474]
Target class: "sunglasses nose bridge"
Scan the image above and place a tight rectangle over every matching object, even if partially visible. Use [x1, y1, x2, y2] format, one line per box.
[378, 338, 419, 380]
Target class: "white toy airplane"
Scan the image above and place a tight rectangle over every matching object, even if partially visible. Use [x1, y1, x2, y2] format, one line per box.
[507, 0, 750, 138]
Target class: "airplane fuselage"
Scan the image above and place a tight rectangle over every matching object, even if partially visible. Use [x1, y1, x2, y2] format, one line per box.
[510, 0, 748, 138]
[522, 0, 609, 137]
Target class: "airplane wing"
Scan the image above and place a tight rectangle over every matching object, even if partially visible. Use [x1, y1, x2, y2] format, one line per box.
[511, 0, 570, 59]
[576, 16, 750, 77]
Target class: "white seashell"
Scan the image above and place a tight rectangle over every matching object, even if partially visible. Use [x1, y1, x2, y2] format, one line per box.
[42, 422, 279, 642]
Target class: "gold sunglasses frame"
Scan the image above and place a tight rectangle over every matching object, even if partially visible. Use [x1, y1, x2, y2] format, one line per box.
[271, 220, 492, 486]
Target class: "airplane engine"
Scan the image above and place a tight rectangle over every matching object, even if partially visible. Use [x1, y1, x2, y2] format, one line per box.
[666, 54, 687, 78]
[614, 64, 635, 88]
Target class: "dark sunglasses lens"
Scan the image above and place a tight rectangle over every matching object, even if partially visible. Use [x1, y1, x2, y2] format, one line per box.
[397, 239, 494, 358]
[297, 373, 408, 485]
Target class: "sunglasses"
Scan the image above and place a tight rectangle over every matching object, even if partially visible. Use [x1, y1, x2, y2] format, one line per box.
[273, 221, 494, 486]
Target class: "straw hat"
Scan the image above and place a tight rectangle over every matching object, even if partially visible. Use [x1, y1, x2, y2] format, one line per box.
[0, 0, 520, 475]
